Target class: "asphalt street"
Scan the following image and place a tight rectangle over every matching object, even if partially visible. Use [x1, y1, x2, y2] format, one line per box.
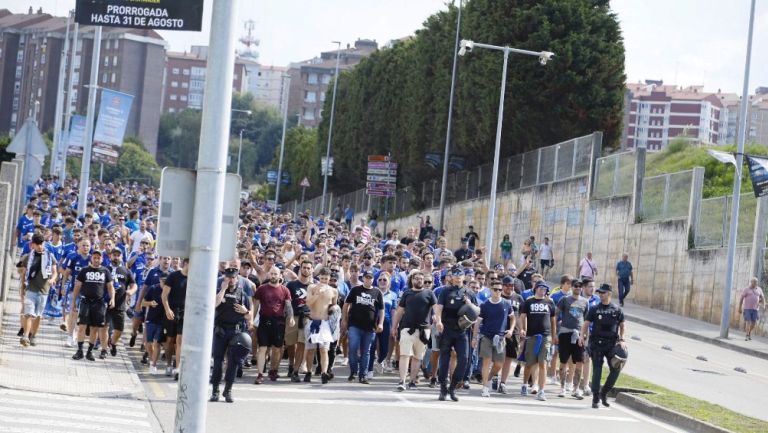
[131, 352, 687, 433]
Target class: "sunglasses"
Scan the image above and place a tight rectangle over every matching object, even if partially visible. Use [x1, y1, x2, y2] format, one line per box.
[492, 288, 503, 292]
[363, 275, 373, 279]
[378, 278, 389, 282]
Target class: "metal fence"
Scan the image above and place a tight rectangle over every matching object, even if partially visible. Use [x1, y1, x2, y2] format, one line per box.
[641, 170, 693, 222]
[695, 194, 757, 247]
[283, 132, 600, 219]
[593, 151, 636, 199]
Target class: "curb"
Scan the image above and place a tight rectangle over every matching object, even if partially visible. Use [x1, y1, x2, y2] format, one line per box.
[624, 313, 768, 361]
[616, 392, 734, 433]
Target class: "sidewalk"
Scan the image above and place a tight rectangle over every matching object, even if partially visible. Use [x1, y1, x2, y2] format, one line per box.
[0, 276, 161, 433]
[622, 302, 768, 361]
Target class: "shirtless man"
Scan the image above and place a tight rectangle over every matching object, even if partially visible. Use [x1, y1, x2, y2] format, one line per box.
[303, 267, 339, 384]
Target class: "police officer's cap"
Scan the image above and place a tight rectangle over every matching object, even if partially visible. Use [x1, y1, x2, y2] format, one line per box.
[596, 283, 613, 293]
[450, 265, 464, 276]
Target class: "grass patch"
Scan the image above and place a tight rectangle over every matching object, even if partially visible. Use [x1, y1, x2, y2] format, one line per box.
[609, 372, 768, 433]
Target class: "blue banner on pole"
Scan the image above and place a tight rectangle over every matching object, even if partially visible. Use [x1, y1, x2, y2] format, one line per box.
[746, 155, 768, 198]
[66, 115, 87, 156]
[94, 89, 134, 146]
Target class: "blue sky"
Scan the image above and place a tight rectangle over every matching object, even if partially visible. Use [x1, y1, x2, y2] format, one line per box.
[6, 0, 767, 94]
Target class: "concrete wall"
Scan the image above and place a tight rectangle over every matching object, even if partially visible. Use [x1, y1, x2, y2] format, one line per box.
[381, 174, 766, 335]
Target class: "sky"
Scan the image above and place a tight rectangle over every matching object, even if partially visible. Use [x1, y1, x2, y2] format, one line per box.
[4, 0, 767, 94]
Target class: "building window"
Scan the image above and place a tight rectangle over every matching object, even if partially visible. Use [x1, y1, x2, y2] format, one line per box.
[171, 81, 178, 88]
[74, 55, 81, 68]
[322, 74, 331, 84]
[180, 95, 187, 101]
[181, 82, 188, 88]
[183, 69, 190, 75]
[308, 73, 318, 84]
[41, 54, 45, 64]
[320, 91, 326, 102]
[304, 91, 316, 103]
[113, 56, 117, 66]
[106, 40, 111, 49]
[168, 108, 175, 113]
[114, 39, 119, 49]
[102, 73, 107, 83]
[190, 79, 204, 90]
[111, 73, 116, 83]
[188, 93, 203, 107]
[104, 56, 109, 67]
[170, 94, 177, 100]
[72, 72, 80, 85]
[191, 66, 205, 76]
[303, 108, 315, 120]
[172, 67, 180, 75]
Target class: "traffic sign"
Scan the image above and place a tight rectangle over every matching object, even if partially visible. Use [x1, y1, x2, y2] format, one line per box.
[75, 0, 204, 31]
[300, 177, 311, 188]
[367, 161, 398, 170]
[366, 182, 396, 190]
[367, 190, 395, 197]
[368, 155, 390, 162]
[366, 175, 397, 183]
[366, 168, 398, 176]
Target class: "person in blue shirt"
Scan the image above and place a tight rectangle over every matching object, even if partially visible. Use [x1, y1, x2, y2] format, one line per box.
[61, 239, 92, 344]
[344, 204, 354, 228]
[127, 241, 150, 308]
[474, 279, 515, 397]
[615, 254, 634, 307]
[368, 271, 399, 377]
[375, 255, 405, 296]
[16, 204, 36, 247]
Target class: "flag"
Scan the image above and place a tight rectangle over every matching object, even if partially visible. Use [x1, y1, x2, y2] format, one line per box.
[745, 155, 768, 198]
[707, 149, 737, 166]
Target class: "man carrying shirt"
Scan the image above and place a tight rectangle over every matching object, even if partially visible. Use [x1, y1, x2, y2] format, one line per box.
[391, 271, 436, 391]
[519, 281, 557, 401]
[474, 279, 515, 397]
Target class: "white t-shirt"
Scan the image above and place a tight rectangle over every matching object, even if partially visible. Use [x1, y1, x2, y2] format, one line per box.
[130, 230, 153, 254]
[540, 244, 553, 260]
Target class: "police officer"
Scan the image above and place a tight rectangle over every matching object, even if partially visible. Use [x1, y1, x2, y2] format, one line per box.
[433, 265, 477, 402]
[578, 283, 626, 409]
[210, 262, 253, 403]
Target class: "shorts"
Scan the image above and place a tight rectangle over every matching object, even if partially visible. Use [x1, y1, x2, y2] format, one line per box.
[304, 319, 333, 350]
[77, 299, 107, 327]
[505, 336, 519, 359]
[743, 309, 759, 323]
[145, 322, 163, 343]
[399, 328, 430, 360]
[106, 309, 126, 332]
[501, 251, 512, 261]
[478, 335, 505, 363]
[558, 332, 584, 364]
[257, 317, 286, 348]
[164, 310, 185, 338]
[524, 335, 551, 365]
[284, 316, 308, 346]
[540, 259, 554, 269]
[23, 290, 47, 317]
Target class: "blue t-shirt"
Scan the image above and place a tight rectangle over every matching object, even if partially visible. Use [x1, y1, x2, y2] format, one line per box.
[144, 266, 168, 289]
[45, 242, 65, 262]
[65, 253, 91, 290]
[16, 215, 34, 246]
[143, 284, 164, 324]
[129, 252, 148, 288]
[477, 287, 492, 305]
[381, 290, 398, 323]
[374, 269, 406, 296]
[521, 289, 534, 301]
[616, 261, 633, 279]
[479, 299, 512, 337]
[344, 208, 354, 220]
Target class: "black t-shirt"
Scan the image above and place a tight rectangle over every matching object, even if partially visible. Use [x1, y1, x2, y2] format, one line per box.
[501, 292, 524, 335]
[521, 297, 555, 336]
[215, 285, 252, 326]
[77, 266, 112, 300]
[454, 248, 471, 262]
[286, 279, 310, 314]
[345, 285, 383, 332]
[398, 288, 437, 329]
[586, 302, 624, 342]
[110, 265, 135, 311]
[144, 284, 164, 324]
[438, 285, 475, 331]
[165, 270, 188, 310]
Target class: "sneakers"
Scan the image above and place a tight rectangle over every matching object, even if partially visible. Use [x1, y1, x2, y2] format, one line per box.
[592, 401, 600, 409]
[254, 373, 264, 385]
[99, 350, 108, 360]
[498, 382, 508, 394]
[408, 381, 417, 390]
[141, 352, 149, 364]
[558, 387, 566, 397]
[537, 390, 547, 401]
[573, 388, 584, 400]
[321, 373, 330, 384]
[491, 376, 499, 390]
[374, 362, 384, 374]
[448, 386, 459, 402]
[28, 336, 36, 346]
[85, 351, 95, 361]
[291, 372, 301, 382]
[268, 369, 278, 381]
[347, 373, 356, 382]
[396, 381, 406, 392]
[341, 357, 349, 366]
[358, 377, 370, 385]
[429, 377, 437, 388]
[366, 371, 374, 380]
[382, 360, 393, 374]
[600, 394, 610, 407]
[481, 386, 491, 397]
[521, 385, 529, 396]
[547, 376, 557, 385]
[19, 337, 29, 347]
[72, 349, 84, 360]
[149, 366, 158, 375]
[584, 388, 592, 397]
[565, 383, 573, 393]
[303, 372, 312, 383]
[462, 382, 470, 390]
[531, 384, 539, 395]
[17, 327, 24, 337]
[129, 334, 137, 347]
[165, 366, 173, 377]
[66, 336, 74, 347]
[110, 343, 117, 357]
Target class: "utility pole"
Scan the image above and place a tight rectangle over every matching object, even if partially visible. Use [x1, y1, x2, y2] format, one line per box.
[51, 11, 71, 176]
[61, 18, 79, 181]
[274, 74, 291, 207]
[77, 25, 102, 217]
[320, 41, 342, 214]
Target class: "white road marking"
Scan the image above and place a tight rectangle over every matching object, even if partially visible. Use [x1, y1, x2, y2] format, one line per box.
[0, 414, 152, 433]
[230, 396, 639, 422]
[0, 397, 148, 418]
[0, 426, 78, 433]
[0, 406, 151, 427]
[0, 389, 146, 409]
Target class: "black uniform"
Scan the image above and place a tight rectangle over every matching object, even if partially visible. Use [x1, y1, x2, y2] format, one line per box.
[76, 266, 112, 327]
[164, 270, 188, 338]
[106, 265, 135, 332]
[211, 278, 252, 387]
[585, 302, 624, 401]
[437, 285, 476, 391]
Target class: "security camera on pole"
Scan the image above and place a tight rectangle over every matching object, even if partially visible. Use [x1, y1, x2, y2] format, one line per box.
[457, 39, 554, 265]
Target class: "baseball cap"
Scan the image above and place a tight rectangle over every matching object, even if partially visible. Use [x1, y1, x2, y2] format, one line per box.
[596, 283, 613, 293]
[534, 281, 551, 292]
[223, 267, 238, 277]
[502, 276, 515, 285]
[450, 265, 464, 276]
[362, 270, 374, 278]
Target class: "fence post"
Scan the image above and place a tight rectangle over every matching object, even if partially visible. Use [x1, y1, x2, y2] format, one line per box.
[611, 154, 620, 197]
[587, 132, 603, 198]
[687, 167, 705, 249]
[0, 181, 10, 304]
[477, 165, 482, 197]
[504, 158, 511, 190]
[632, 147, 646, 223]
[464, 172, 470, 201]
[661, 175, 671, 219]
[535, 148, 542, 185]
[750, 196, 768, 282]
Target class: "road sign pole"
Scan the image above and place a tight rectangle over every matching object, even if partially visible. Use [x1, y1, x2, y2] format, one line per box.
[62, 18, 79, 181]
[274, 74, 291, 207]
[174, 0, 238, 432]
[300, 186, 306, 212]
[51, 11, 71, 177]
[77, 25, 101, 217]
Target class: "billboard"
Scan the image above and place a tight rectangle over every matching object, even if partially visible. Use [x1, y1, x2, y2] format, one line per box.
[75, 0, 204, 31]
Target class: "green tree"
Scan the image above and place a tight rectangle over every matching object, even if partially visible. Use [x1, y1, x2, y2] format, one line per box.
[102, 138, 161, 185]
[317, 0, 625, 194]
[268, 126, 321, 201]
[0, 135, 14, 163]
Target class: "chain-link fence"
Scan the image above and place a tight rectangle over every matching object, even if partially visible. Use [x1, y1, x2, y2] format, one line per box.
[593, 151, 636, 199]
[641, 170, 693, 222]
[282, 132, 600, 218]
[695, 194, 757, 247]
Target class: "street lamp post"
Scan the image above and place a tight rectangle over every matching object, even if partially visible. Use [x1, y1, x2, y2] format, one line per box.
[720, 0, 757, 339]
[320, 41, 342, 215]
[231, 108, 252, 176]
[274, 74, 291, 207]
[458, 39, 554, 264]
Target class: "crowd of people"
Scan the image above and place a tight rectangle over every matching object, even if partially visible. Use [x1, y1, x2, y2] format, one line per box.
[16, 174, 761, 409]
